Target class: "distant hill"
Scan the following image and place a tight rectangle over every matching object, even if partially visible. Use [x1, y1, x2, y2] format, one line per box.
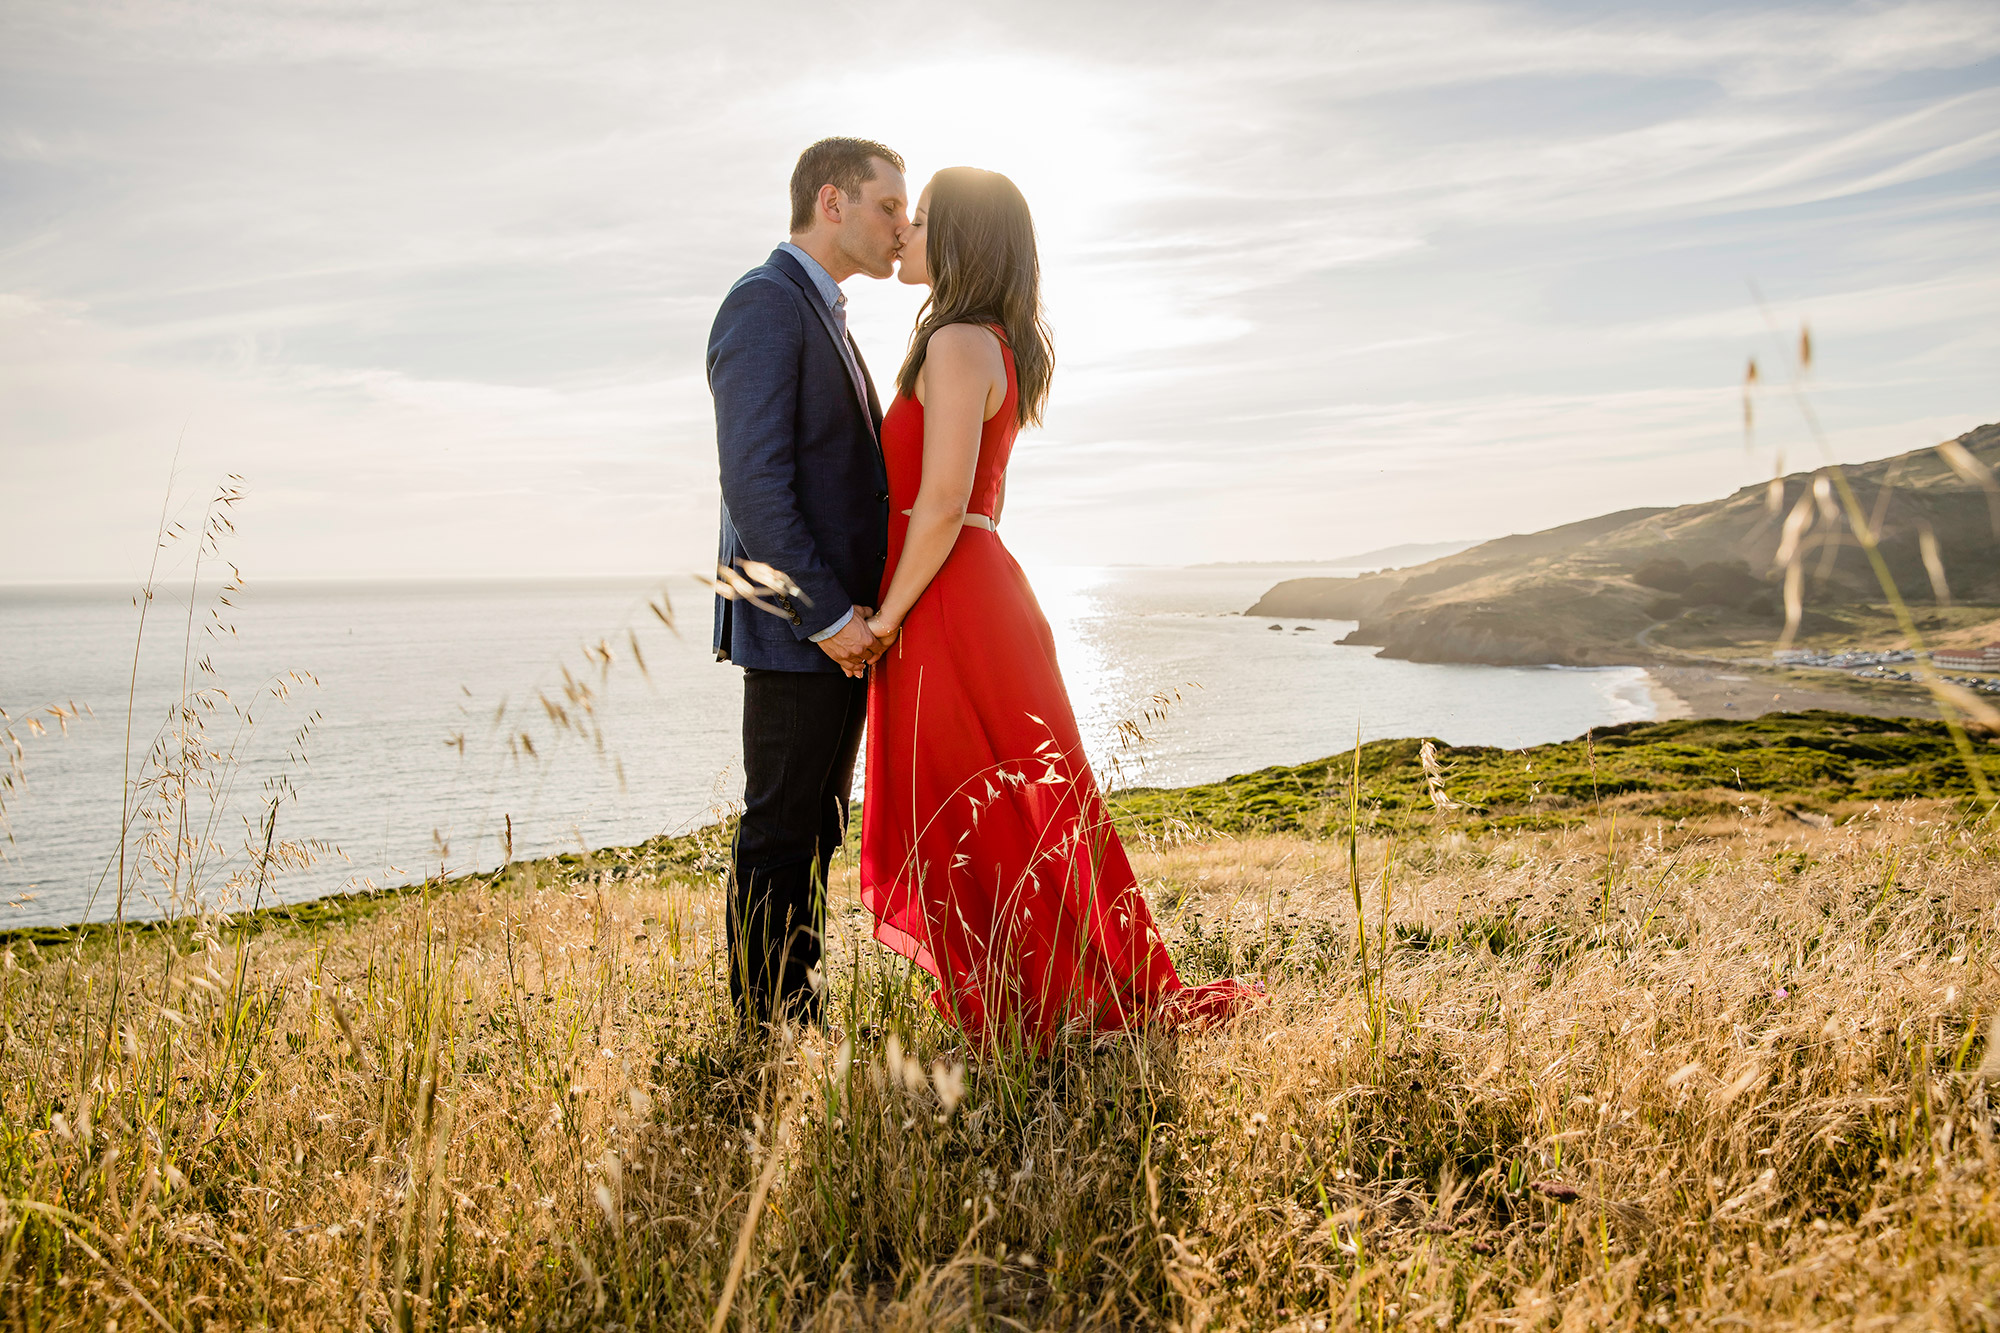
[1247, 423, 2000, 666]
[1195, 540, 1478, 571]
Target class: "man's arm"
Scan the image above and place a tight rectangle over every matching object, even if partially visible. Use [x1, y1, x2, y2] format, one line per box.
[708, 277, 853, 639]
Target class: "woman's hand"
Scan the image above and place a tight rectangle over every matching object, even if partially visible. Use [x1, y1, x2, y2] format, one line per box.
[866, 613, 902, 647]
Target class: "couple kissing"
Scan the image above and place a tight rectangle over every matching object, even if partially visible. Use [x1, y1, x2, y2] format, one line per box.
[708, 137, 1258, 1046]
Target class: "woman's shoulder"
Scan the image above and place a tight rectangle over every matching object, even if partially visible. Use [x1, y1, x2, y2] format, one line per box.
[926, 321, 1006, 367]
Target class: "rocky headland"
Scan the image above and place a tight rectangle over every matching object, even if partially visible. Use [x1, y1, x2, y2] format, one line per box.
[1249, 422, 2000, 671]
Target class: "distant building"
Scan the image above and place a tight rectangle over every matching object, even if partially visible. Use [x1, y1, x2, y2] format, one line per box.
[1932, 643, 2000, 671]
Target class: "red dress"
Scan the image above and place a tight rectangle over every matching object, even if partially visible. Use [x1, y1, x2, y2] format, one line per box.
[859, 332, 1257, 1043]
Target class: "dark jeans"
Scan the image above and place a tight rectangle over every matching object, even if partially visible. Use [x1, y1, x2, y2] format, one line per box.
[731, 667, 867, 1026]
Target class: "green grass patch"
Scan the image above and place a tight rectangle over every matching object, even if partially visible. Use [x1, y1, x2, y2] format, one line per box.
[1108, 710, 1999, 838]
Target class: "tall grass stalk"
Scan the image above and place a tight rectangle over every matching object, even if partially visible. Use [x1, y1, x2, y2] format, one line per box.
[1751, 323, 1997, 812]
[1344, 726, 1375, 1050]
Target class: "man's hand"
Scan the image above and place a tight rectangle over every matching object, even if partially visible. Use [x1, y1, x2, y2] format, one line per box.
[818, 606, 886, 678]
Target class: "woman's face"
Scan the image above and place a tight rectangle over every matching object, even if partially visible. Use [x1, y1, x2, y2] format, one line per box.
[896, 183, 932, 287]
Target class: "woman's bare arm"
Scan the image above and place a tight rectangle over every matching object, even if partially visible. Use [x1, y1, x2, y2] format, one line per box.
[868, 323, 1006, 639]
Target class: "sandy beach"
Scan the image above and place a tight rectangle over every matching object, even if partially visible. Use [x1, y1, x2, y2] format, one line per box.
[1642, 662, 1941, 723]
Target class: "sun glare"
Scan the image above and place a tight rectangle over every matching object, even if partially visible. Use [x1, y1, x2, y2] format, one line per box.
[801, 54, 1175, 384]
[821, 54, 1153, 242]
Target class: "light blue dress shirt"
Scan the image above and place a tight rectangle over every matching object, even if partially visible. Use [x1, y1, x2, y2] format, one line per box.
[779, 242, 874, 421]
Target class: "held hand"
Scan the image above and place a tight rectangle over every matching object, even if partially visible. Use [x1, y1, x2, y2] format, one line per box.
[817, 606, 886, 678]
[855, 607, 893, 654]
[865, 613, 902, 648]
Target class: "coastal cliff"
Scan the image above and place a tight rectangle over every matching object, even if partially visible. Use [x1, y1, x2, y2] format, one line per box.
[1244, 574, 1398, 621]
[1249, 422, 2000, 666]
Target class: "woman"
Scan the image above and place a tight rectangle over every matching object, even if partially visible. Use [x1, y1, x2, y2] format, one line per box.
[858, 167, 1258, 1044]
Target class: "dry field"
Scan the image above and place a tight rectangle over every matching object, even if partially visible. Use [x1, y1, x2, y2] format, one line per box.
[2, 799, 1998, 1330]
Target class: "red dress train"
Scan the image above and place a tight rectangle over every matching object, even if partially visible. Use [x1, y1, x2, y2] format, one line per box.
[858, 333, 1257, 1043]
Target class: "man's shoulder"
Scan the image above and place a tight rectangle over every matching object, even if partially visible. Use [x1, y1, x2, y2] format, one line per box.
[713, 264, 807, 346]
[726, 249, 812, 303]
[723, 264, 799, 304]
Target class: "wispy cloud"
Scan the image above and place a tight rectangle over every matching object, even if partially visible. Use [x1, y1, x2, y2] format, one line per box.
[1, 0, 1994, 579]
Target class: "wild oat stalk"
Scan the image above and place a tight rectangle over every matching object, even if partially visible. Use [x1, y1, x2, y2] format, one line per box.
[0, 701, 89, 857]
[1749, 323, 1997, 814]
[1345, 726, 1381, 1050]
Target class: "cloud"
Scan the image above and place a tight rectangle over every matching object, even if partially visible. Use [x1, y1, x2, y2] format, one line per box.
[2, 0, 1995, 580]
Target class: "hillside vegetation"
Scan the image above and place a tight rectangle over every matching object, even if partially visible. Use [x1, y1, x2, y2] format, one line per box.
[1109, 710, 2000, 839]
[0, 715, 1995, 1329]
[1249, 423, 2000, 665]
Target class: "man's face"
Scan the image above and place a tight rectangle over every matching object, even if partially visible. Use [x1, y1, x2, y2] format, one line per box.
[834, 158, 909, 280]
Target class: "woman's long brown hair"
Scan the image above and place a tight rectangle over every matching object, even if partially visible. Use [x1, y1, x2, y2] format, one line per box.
[895, 167, 1053, 428]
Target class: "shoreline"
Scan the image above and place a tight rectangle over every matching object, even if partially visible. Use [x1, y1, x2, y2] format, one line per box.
[9, 698, 1961, 944]
[1644, 661, 1941, 722]
[1639, 668, 1693, 721]
[0, 834, 716, 951]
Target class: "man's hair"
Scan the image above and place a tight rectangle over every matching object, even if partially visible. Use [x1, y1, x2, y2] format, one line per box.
[789, 138, 904, 234]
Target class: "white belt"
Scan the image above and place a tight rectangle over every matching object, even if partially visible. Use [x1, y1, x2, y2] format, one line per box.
[900, 509, 996, 531]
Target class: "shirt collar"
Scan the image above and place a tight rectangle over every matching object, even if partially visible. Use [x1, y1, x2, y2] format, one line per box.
[778, 241, 844, 311]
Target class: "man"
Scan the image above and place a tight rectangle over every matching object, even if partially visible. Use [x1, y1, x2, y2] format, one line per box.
[708, 137, 908, 1026]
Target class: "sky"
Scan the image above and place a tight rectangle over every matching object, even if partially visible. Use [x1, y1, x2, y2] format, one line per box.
[2, 0, 1997, 584]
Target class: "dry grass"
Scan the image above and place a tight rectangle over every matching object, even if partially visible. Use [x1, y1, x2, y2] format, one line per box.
[2, 798, 1997, 1330]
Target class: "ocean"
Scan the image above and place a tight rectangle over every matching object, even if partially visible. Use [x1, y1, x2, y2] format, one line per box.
[0, 565, 1655, 928]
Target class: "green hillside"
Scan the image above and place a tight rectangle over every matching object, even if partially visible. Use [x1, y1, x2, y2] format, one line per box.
[1108, 710, 1998, 837]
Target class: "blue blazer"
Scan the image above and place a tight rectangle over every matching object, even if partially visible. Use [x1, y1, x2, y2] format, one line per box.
[708, 248, 891, 673]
